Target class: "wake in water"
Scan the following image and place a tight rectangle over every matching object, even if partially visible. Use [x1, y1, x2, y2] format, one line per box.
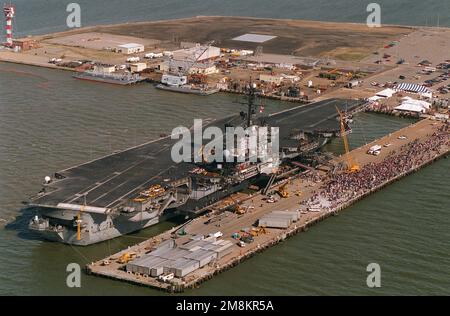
[0, 68, 50, 88]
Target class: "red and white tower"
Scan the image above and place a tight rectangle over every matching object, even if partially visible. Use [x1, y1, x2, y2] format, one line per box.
[3, 4, 15, 47]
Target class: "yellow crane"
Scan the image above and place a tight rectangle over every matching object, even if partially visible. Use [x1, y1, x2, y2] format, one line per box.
[335, 106, 360, 173]
[117, 252, 136, 264]
[328, 68, 339, 74]
[76, 205, 85, 241]
[277, 181, 290, 198]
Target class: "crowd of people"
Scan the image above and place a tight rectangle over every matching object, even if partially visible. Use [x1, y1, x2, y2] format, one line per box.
[301, 123, 449, 212]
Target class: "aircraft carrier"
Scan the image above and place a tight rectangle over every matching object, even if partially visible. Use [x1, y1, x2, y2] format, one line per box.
[27, 96, 363, 245]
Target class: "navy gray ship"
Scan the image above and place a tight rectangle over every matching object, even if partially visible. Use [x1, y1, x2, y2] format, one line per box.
[73, 68, 144, 85]
[155, 83, 219, 95]
[27, 93, 362, 245]
[156, 74, 219, 95]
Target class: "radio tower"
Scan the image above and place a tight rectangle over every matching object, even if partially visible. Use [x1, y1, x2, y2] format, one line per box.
[3, 3, 15, 47]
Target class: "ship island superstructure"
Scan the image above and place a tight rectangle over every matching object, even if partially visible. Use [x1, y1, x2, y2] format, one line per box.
[28, 96, 362, 245]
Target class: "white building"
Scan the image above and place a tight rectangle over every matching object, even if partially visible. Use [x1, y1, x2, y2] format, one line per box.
[160, 59, 218, 75]
[130, 63, 148, 73]
[376, 88, 396, 98]
[172, 45, 220, 62]
[281, 74, 300, 83]
[394, 97, 431, 114]
[117, 43, 145, 55]
[190, 63, 218, 75]
[259, 74, 283, 85]
[93, 64, 116, 73]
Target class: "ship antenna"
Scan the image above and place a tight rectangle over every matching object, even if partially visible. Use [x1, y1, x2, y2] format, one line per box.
[247, 78, 256, 128]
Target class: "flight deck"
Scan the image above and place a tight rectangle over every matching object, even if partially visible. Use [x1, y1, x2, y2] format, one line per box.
[30, 98, 362, 211]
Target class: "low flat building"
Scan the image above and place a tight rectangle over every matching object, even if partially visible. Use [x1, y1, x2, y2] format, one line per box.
[117, 43, 145, 54]
[172, 45, 220, 62]
[259, 74, 283, 85]
[130, 62, 147, 73]
[93, 64, 116, 73]
[160, 59, 218, 75]
[190, 63, 218, 75]
[12, 38, 39, 51]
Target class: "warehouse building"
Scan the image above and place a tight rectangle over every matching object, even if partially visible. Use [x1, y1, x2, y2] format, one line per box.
[159, 59, 218, 75]
[130, 62, 148, 73]
[259, 74, 283, 85]
[172, 45, 221, 62]
[93, 64, 116, 73]
[126, 237, 233, 278]
[117, 43, 145, 54]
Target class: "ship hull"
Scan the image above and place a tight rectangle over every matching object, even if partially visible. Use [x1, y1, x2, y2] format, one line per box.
[27, 98, 364, 246]
[29, 208, 176, 246]
[155, 84, 219, 95]
[73, 73, 144, 85]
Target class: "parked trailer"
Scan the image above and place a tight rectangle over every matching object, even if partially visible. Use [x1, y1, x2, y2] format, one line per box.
[171, 258, 200, 277]
[269, 210, 300, 222]
[259, 216, 291, 229]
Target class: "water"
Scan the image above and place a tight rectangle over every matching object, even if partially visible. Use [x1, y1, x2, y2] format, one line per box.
[7, 0, 450, 38]
[0, 1, 449, 295]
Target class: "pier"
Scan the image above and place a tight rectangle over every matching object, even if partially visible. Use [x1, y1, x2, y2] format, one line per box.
[86, 118, 449, 292]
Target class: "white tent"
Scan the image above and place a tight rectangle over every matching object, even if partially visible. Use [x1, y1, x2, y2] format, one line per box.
[368, 96, 383, 102]
[395, 82, 431, 94]
[376, 88, 396, 98]
[395, 97, 431, 113]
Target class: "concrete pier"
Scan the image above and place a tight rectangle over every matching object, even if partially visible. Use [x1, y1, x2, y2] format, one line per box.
[86, 118, 449, 292]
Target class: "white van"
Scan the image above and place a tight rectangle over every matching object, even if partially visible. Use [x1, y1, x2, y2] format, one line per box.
[158, 273, 174, 282]
[367, 145, 382, 155]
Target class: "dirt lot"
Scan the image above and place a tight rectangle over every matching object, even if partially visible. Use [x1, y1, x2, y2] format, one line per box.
[94, 16, 413, 60]
[44, 32, 160, 51]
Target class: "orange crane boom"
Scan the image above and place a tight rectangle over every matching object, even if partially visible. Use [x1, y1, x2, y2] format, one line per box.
[335, 106, 360, 173]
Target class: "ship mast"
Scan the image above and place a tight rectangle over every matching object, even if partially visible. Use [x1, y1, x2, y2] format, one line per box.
[246, 82, 257, 128]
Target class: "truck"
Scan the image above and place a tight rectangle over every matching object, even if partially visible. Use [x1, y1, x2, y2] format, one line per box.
[145, 52, 163, 59]
[209, 231, 223, 238]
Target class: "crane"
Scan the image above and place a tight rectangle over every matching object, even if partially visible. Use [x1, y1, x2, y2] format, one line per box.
[76, 204, 85, 241]
[161, 42, 214, 87]
[167, 41, 215, 80]
[277, 181, 290, 198]
[335, 106, 360, 173]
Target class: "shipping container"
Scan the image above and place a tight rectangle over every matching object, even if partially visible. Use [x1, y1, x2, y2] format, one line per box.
[184, 249, 217, 267]
[259, 217, 291, 228]
[152, 249, 188, 260]
[213, 241, 233, 259]
[269, 211, 299, 222]
[171, 258, 200, 277]
[179, 239, 209, 250]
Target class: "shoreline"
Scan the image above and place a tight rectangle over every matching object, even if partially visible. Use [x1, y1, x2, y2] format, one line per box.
[0, 15, 420, 72]
[3, 15, 448, 103]
[19, 16, 423, 41]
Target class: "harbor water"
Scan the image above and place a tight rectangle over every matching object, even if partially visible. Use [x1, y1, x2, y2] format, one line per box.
[0, 0, 449, 295]
[9, 0, 450, 37]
